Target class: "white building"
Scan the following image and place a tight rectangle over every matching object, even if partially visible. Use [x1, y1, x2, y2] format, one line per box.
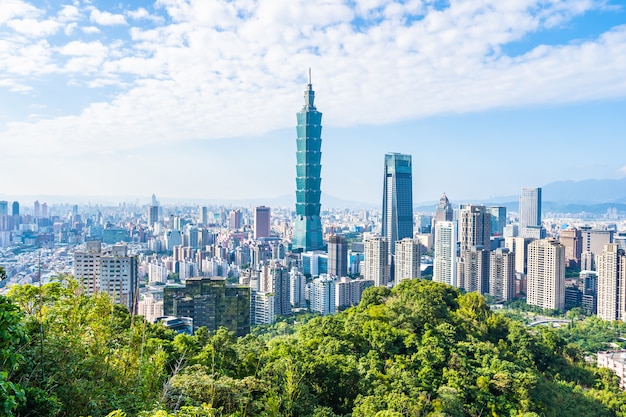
[433, 221, 457, 287]
[597, 244, 626, 322]
[336, 277, 374, 310]
[311, 274, 336, 315]
[251, 291, 275, 325]
[394, 238, 421, 284]
[364, 236, 389, 287]
[137, 291, 164, 323]
[290, 269, 306, 308]
[598, 350, 626, 390]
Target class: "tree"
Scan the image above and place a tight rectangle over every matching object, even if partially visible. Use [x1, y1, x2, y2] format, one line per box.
[0, 295, 28, 415]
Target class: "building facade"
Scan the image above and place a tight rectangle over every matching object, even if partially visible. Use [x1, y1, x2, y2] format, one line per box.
[382, 153, 413, 255]
[597, 244, 626, 322]
[327, 234, 348, 278]
[489, 247, 516, 302]
[364, 236, 390, 287]
[433, 221, 457, 287]
[526, 239, 565, 311]
[394, 238, 421, 283]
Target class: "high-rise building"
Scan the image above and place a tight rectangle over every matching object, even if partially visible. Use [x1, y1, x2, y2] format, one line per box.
[489, 247, 516, 302]
[435, 193, 453, 223]
[310, 274, 336, 315]
[335, 277, 374, 310]
[327, 234, 348, 278]
[560, 226, 583, 268]
[596, 244, 626, 322]
[527, 239, 565, 311]
[433, 221, 457, 287]
[293, 72, 324, 252]
[100, 245, 139, 313]
[394, 238, 421, 283]
[251, 291, 275, 325]
[254, 206, 271, 239]
[458, 205, 491, 252]
[519, 187, 542, 237]
[148, 205, 159, 228]
[74, 241, 103, 295]
[487, 206, 506, 237]
[0, 201, 8, 216]
[364, 236, 390, 287]
[581, 227, 614, 270]
[382, 153, 413, 255]
[11, 201, 19, 216]
[461, 246, 490, 294]
[34, 200, 40, 218]
[229, 209, 242, 230]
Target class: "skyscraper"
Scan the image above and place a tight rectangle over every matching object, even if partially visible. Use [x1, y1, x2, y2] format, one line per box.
[293, 71, 324, 252]
[458, 205, 491, 252]
[382, 153, 413, 255]
[254, 206, 271, 239]
[527, 239, 565, 311]
[519, 187, 542, 236]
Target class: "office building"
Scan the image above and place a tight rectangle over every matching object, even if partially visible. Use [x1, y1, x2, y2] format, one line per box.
[435, 193, 454, 224]
[433, 221, 457, 287]
[382, 153, 413, 255]
[597, 244, 626, 322]
[519, 187, 542, 237]
[290, 269, 306, 308]
[148, 205, 159, 228]
[487, 206, 506, 237]
[0, 201, 7, 216]
[12, 201, 19, 216]
[229, 209, 242, 230]
[163, 277, 250, 336]
[581, 227, 614, 270]
[364, 236, 390, 287]
[489, 248, 515, 302]
[394, 238, 421, 283]
[254, 206, 271, 239]
[293, 72, 324, 252]
[327, 234, 348, 278]
[526, 239, 565, 311]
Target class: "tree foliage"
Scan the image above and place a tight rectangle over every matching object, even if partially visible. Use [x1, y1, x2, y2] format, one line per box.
[5, 278, 626, 416]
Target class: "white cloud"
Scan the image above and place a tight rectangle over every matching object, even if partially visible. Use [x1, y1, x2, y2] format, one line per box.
[89, 8, 127, 25]
[127, 7, 164, 23]
[82, 26, 101, 34]
[1, 0, 625, 162]
[618, 166, 626, 178]
[0, 0, 40, 24]
[6, 18, 60, 37]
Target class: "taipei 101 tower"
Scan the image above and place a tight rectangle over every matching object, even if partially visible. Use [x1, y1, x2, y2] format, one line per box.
[292, 70, 324, 252]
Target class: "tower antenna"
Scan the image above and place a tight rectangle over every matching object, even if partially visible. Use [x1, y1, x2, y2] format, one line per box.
[308, 67, 311, 85]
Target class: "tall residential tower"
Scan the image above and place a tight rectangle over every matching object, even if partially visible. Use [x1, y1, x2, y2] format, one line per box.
[293, 71, 324, 252]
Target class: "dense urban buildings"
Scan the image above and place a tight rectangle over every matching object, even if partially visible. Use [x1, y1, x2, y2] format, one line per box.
[292, 73, 324, 252]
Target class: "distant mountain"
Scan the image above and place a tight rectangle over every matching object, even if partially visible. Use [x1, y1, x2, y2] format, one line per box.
[415, 178, 626, 214]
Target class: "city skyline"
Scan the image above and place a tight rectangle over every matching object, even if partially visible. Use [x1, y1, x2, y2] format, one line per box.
[1, 1, 626, 204]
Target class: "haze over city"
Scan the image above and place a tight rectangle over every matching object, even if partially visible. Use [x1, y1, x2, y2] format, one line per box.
[1, 0, 626, 205]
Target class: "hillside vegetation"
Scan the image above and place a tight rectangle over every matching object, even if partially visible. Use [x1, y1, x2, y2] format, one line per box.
[3, 278, 626, 416]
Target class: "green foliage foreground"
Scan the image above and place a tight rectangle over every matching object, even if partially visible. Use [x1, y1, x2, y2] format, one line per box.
[4, 278, 626, 417]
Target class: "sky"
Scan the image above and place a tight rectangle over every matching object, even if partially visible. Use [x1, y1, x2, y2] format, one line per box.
[1, 0, 625, 207]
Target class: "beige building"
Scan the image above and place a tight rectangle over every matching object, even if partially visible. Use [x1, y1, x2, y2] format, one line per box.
[394, 238, 421, 284]
[526, 239, 565, 311]
[364, 236, 390, 287]
[597, 244, 626, 322]
[490, 247, 516, 302]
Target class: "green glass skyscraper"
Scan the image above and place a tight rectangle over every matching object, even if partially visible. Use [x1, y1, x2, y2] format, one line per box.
[293, 72, 324, 252]
[382, 153, 414, 255]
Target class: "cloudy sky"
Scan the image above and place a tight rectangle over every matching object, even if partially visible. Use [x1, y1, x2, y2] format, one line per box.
[1, 0, 625, 206]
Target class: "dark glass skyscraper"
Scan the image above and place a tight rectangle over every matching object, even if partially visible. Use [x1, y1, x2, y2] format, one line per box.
[293, 73, 324, 252]
[382, 153, 413, 255]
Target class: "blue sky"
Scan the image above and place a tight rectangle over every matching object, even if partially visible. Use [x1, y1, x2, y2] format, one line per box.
[1, 0, 625, 206]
